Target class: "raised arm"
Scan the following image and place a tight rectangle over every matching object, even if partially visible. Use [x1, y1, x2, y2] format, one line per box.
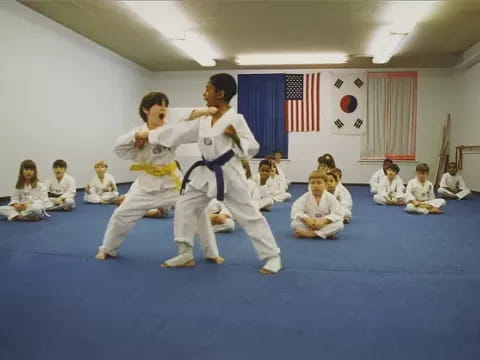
[148, 119, 200, 148]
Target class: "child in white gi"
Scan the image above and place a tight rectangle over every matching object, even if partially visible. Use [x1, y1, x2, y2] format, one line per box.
[438, 162, 471, 200]
[326, 168, 353, 223]
[273, 150, 290, 188]
[0, 160, 51, 221]
[291, 170, 344, 239]
[405, 163, 446, 214]
[241, 160, 271, 211]
[252, 160, 275, 211]
[267, 163, 292, 202]
[317, 154, 335, 172]
[140, 73, 282, 274]
[369, 158, 393, 194]
[44, 159, 76, 211]
[84, 161, 120, 204]
[96, 92, 222, 263]
[207, 199, 235, 233]
[373, 163, 406, 205]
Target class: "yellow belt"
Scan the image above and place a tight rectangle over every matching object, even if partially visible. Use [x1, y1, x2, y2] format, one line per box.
[129, 162, 181, 190]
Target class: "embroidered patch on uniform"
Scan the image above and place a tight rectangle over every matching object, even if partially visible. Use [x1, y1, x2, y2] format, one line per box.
[204, 137, 213, 145]
[152, 146, 163, 154]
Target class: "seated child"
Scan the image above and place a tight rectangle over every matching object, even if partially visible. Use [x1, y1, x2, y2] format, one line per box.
[241, 160, 272, 211]
[44, 159, 76, 211]
[84, 161, 120, 204]
[405, 163, 446, 214]
[252, 160, 275, 211]
[326, 168, 353, 223]
[317, 154, 335, 172]
[207, 199, 235, 233]
[438, 162, 471, 200]
[291, 169, 344, 239]
[267, 163, 292, 202]
[369, 158, 393, 194]
[0, 160, 51, 221]
[273, 150, 290, 188]
[373, 163, 406, 205]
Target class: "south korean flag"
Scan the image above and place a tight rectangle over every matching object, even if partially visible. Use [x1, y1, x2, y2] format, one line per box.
[331, 72, 366, 135]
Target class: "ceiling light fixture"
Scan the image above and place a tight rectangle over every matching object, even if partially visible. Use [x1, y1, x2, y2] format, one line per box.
[121, 1, 218, 67]
[235, 53, 348, 65]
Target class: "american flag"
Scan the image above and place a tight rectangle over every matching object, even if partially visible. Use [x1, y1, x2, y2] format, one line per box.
[285, 73, 320, 132]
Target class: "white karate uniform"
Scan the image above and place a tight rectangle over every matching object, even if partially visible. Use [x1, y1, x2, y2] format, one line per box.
[438, 173, 471, 200]
[0, 183, 51, 221]
[275, 163, 291, 188]
[290, 191, 344, 239]
[369, 168, 385, 194]
[266, 175, 292, 202]
[252, 174, 276, 210]
[44, 174, 76, 210]
[334, 183, 353, 219]
[148, 108, 280, 260]
[84, 173, 119, 203]
[207, 199, 235, 233]
[247, 178, 273, 211]
[99, 123, 219, 258]
[404, 178, 446, 214]
[373, 175, 406, 205]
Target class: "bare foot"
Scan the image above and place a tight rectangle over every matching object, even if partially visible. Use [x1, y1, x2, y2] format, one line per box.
[294, 230, 317, 238]
[327, 234, 337, 240]
[95, 251, 110, 260]
[113, 196, 125, 206]
[428, 207, 443, 214]
[205, 256, 225, 264]
[145, 209, 162, 218]
[343, 217, 351, 224]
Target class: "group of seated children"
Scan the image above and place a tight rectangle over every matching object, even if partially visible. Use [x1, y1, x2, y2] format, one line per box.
[0, 158, 122, 222]
[206, 151, 292, 233]
[370, 159, 471, 214]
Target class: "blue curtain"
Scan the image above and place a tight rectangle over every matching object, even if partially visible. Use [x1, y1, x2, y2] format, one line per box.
[238, 74, 288, 158]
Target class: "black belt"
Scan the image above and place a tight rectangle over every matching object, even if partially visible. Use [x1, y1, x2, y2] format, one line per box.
[180, 150, 235, 201]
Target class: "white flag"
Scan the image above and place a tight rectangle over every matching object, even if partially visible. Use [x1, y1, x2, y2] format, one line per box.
[331, 72, 366, 135]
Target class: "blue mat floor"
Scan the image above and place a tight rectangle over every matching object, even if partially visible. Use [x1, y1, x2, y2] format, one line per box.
[1, 184, 479, 360]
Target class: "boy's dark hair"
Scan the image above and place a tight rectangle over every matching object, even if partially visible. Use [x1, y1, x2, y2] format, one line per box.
[53, 159, 67, 169]
[330, 167, 342, 179]
[139, 92, 169, 122]
[447, 162, 456, 168]
[383, 158, 393, 165]
[416, 163, 430, 173]
[387, 164, 400, 173]
[326, 170, 338, 183]
[258, 159, 272, 169]
[16, 159, 38, 189]
[209, 73, 237, 103]
[273, 149, 282, 155]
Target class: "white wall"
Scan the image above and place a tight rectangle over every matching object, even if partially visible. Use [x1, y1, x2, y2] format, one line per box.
[0, 2, 149, 197]
[148, 69, 456, 184]
[451, 63, 480, 191]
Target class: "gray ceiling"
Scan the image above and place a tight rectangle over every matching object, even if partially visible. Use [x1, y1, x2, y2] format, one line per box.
[19, 0, 480, 71]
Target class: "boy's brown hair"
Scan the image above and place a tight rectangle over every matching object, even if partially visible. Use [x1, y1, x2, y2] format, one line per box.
[94, 161, 108, 168]
[139, 92, 169, 122]
[416, 163, 429, 173]
[16, 159, 39, 189]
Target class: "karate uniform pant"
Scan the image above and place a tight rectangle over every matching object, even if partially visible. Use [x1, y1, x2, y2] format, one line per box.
[438, 187, 471, 200]
[174, 179, 280, 260]
[373, 194, 406, 205]
[404, 198, 446, 214]
[100, 186, 219, 258]
[273, 192, 292, 202]
[291, 219, 344, 239]
[212, 218, 235, 233]
[47, 198, 75, 211]
[0, 204, 44, 221]
[84, 191, 119, 204]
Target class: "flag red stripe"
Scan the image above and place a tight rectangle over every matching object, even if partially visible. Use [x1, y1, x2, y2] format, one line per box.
[285, 73, 320, 132]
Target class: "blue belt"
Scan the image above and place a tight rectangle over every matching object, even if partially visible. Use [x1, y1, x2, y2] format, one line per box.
[180, 150, 235, 201]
